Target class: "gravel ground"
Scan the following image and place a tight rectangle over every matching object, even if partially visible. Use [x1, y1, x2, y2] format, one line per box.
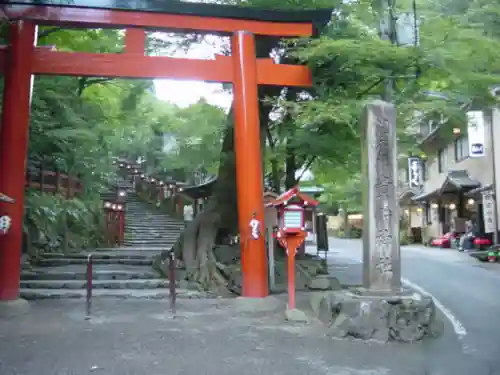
[0, 297, 434, 375]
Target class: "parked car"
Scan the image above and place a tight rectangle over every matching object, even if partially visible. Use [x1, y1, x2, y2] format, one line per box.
[458, 232, 492, 251]
[430, 232, 459, 248]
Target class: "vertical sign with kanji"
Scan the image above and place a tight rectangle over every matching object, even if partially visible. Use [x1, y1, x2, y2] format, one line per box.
[407, 157, 422, 188]
[482, 191, 496, 234]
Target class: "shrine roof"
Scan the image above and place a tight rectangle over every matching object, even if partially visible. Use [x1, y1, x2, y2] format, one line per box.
[180, 176, 217, 200]
[5, 1, 332, 33]
[266, 186, 319, 207]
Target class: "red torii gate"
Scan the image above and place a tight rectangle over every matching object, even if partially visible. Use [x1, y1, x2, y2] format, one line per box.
[0, 1, 331, 301]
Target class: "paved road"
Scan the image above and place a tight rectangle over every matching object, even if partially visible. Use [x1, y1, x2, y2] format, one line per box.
[1, 298, 432, 375]
[319, 238, 500, 375]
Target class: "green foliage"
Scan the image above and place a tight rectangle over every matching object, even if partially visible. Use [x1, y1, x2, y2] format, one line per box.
[23, 190, 105, 254]
[157, 99, 226, 178]
[266, 0, 500, 195]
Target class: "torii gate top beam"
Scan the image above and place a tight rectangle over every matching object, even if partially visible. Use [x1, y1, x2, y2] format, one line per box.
[2, 1, 332, 37]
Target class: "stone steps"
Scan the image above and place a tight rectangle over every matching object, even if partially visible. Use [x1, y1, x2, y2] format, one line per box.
[16, 184, 190, 300]
[124, 241, 177, 247]
[124, 233, 180, 238]
[39, 253, 152, 260]
[20, 278, 172, 290]
[125, 220, 182, 225]
[32, 258, 154, 267]
[125, 223, 184, 229]
[22, 268, 159, 281]
[124, 230, 181, 235]
[123, 237, 179, 243]
[19, 288, 208, 300]
[94, 247, 168, 252]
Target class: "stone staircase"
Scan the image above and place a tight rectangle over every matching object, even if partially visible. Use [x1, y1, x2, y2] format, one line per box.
[124, 194, 184, 249]
[19, 180, 196, 300]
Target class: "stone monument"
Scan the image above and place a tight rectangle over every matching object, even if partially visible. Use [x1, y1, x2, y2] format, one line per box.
[360, 99, 401, 292]
[309, 100, 443, 342]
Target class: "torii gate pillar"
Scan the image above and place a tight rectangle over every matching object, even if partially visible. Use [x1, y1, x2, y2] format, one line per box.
[0, 21, 36, 301]
[232, 31, 268, 297]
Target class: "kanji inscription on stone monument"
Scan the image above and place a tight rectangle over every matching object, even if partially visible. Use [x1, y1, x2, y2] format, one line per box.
[361, 100, 401, 292]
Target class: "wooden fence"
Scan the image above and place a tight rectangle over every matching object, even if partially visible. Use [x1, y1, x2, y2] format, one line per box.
[25, 165, 83, 198]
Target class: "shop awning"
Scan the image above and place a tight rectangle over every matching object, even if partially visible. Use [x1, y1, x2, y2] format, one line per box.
[465, 184, 494, 197]
[398, 187, 421, 202]
[413, 189, 440, 202]
[412, 170, 480, 202]
[439, 170, 480, 194]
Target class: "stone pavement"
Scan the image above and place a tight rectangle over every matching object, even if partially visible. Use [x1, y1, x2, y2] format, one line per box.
[0, 297, 437, 375]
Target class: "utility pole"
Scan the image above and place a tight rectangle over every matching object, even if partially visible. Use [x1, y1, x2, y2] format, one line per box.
[377, 0, 397, 102]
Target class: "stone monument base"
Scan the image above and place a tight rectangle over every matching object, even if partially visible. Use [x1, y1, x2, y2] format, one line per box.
[310, 289, 443, 343]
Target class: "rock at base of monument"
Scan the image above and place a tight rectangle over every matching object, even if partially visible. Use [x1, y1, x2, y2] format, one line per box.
[0, 298, 30, 317]
[285, 307, 309, 323]
[306, 276, 342, 291]
[312, 290, 442, 343]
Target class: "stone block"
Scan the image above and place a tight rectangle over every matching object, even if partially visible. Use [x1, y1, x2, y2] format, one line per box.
[310, 289, 441, 343]
[285, 307, 309, 323]
[307, 276, 342, 291]
[307, 275, 330, 290]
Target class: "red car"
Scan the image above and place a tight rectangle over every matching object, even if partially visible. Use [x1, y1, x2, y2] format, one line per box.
[473, 237, 492, 249]
[430, 231, 492, 250]
[430, 232, 458, 248]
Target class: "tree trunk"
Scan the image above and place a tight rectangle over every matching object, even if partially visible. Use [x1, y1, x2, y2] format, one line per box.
[170, 110, 237, 290]
[168, 36, 284, 292]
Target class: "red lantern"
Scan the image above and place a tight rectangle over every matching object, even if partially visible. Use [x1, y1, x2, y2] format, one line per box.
[267, 186, 319, 310]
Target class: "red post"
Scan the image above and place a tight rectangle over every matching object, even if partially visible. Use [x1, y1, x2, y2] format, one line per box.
[105, 210, 112, 246]
[0, 21, 36, 301]
[176, 193, 183, 215]
[282, 234, 305, 310]
[232, 31, 268, 297]
[113, 212, 119, 246]
[287, 244, 296, 309]
[119, 211, 125, 245]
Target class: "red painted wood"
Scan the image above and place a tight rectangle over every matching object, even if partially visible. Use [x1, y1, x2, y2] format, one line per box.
[232, 31, 268, 297]
[124, 28, 145, 54]
[2, 5, 314, 37]
[0, 21, 36, 301]
[0, 50, 312, 87]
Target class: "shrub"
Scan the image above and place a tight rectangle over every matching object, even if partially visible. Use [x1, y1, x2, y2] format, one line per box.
[23, 190, 106, 255]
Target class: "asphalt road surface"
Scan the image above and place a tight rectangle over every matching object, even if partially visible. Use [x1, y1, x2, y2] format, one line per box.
[321, 238, 500, 375]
